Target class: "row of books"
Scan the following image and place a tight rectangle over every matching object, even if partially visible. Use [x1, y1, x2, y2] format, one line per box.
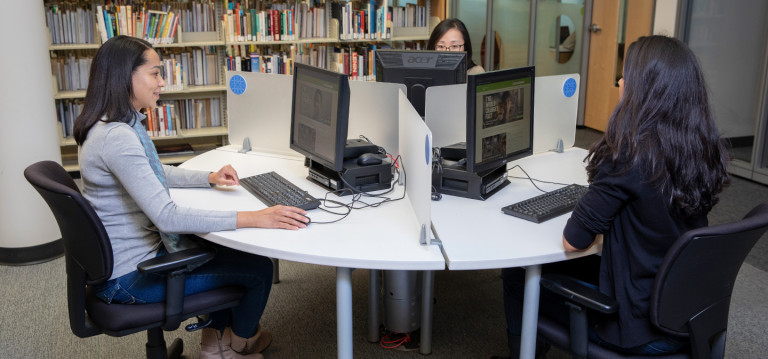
[390, 3, 428, 29]
[149, 98, 223, 135]
[224, 2, 326, 42]
[226, 43, 328, 74]
[178, 0, 219, 33]
[55, 97, 223, 139]
[330, 44, 378, 81]
[95, 4, 180, 44]
[51, 47, 219, 93]
[56, 99, 82, 138]
[159, 47, 221, 88]
[51, 55, 91, 92]
[45, 4, 98, 45]
[226, 45, 295, 74]
[332, 0, 391, 41]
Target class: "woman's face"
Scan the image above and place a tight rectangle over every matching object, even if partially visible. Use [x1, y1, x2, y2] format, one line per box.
[131, 49, 166, 111]
[436, 28, 465, 51]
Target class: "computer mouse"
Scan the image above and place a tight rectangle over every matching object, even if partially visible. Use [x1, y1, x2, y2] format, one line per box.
[299, 213, 311, 226]
[357, 153, 384, 166]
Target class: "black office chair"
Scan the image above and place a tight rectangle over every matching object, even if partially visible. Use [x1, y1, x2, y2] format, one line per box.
[537, 202, 768, 359]
[24, 160, 246, 359]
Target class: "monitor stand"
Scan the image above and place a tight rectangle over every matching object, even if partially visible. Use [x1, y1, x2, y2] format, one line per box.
[306, 158, 393, 196]
[431, 144, 509, 200]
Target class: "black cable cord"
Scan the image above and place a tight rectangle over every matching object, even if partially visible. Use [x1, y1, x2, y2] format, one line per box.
[309, 154, 406, 223]
[506, 164, 571, 193]
[337, 154, 406, 208]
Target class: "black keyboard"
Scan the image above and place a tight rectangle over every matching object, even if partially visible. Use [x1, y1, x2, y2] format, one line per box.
[240, 171, 321, 210]
[501, 184, 589, 223]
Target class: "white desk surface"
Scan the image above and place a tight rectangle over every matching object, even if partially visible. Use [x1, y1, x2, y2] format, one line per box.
[432, 147, 600, 270]
[170, 146, 445, 271]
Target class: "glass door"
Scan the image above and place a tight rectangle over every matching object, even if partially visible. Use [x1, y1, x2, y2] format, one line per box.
[684, 0, 768, 184]
[455, 0, 532, 71]
[533, 0, 585, 76]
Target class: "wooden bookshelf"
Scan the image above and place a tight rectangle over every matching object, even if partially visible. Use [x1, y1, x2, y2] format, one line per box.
[44, 0, 442, 171]
[45, 0, 230, 171]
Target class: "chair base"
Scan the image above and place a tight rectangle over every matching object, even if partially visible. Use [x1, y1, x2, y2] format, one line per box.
[146, 328, 184, 359]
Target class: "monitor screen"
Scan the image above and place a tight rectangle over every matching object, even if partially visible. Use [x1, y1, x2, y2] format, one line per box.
[374, 49, 467, 117]
[289, 63, 350, 172]
[466, 66, 535, 174]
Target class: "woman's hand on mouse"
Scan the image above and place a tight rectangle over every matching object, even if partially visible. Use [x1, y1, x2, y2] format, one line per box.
[237, 205, 309, 230]
[209, 164, 240, 186]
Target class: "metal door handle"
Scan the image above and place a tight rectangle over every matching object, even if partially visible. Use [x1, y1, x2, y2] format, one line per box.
[589, 23, 602, 33]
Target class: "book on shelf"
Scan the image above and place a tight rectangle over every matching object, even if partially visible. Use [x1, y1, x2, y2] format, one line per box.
[46, 3, 98, 45]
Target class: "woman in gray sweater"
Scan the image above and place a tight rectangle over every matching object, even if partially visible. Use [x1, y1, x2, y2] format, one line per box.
[73, 35, 307, 359]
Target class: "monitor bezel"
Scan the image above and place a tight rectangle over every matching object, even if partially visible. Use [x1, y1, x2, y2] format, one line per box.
[465, 66, 536, 174]
[289, 63, 351, 172]
[374, 49, 467, 117]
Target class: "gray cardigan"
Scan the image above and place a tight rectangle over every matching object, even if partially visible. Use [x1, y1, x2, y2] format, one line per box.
[79, 120, 237, 279]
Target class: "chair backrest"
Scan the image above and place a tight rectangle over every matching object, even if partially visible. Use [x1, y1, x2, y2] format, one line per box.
[651, 203, 768, 358]
[24, 160, 113, 338]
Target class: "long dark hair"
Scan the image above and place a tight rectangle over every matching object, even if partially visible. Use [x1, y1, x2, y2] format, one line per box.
[73, 35, 155, 145]
[587, 35, 730, 218]
[427, 18, 479, 70]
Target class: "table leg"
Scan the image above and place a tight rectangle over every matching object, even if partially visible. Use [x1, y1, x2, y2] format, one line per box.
[337, 267, 354, 359]
[368, 269, 380, 343]
[271, 258, 280, 284]
[520, 264, 542, 359]
[419, 270, 434, 355]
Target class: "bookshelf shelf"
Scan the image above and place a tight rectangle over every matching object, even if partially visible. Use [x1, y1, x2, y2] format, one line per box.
[58, 126, 227, 147]
[49, 43, 101, 51]
[53, 85, 227, 100]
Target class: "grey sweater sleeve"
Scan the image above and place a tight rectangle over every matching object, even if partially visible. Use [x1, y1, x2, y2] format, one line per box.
[100, 124, 237, 234]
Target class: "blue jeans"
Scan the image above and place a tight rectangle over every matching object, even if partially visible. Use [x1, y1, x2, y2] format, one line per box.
[501, 256, 686, 357]
[94, 242, 273, 338]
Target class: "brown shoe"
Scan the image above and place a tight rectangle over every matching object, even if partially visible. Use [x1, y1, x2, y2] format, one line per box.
[228, 326, 273, 354]
[200, 327, 264, 359]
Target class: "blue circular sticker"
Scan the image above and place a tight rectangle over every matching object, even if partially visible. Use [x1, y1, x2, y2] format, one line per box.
[229, 75, 247, 95]
[425, 134, 431, 165]
[563, 78, 577, 98]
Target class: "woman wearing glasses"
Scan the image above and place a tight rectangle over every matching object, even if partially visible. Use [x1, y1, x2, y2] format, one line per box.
[427, 18, 485, 75]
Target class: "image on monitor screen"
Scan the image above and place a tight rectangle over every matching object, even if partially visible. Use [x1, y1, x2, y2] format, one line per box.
[374, 49, 467, 117]
[290, 63, 350, 172]
[466, 66, 535, 174]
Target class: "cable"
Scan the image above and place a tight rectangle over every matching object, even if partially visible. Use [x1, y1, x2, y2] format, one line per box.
[431, 185, 442, 201]
[379, 331, 412, 349]
[506, 164, 571, 193]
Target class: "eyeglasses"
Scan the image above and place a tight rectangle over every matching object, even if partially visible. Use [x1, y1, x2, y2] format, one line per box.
[435, 43, 464, 51]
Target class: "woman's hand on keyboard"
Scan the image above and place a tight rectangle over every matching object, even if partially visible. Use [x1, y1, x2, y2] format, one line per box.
[237, 205, 309, 230]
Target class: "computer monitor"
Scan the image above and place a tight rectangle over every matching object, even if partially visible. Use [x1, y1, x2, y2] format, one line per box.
[289, 63, 350, 172]
[466, 66, 535, 174]
[374, 49, 467, 117]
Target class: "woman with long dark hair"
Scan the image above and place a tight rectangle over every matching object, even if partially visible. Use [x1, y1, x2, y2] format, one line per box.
[427, 18, 484, 74]
[74, 35, 309, 359]
[499, 35, 730, 358]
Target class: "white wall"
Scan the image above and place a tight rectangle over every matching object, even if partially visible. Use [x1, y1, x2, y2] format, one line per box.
[653, 0, 679, 36]
[0, 2, 62, 248]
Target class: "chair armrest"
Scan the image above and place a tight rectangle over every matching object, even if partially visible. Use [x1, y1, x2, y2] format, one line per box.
[137, 247, 216, 331]
[541, 274, 619, 314]
[137, 247, 215, 274]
